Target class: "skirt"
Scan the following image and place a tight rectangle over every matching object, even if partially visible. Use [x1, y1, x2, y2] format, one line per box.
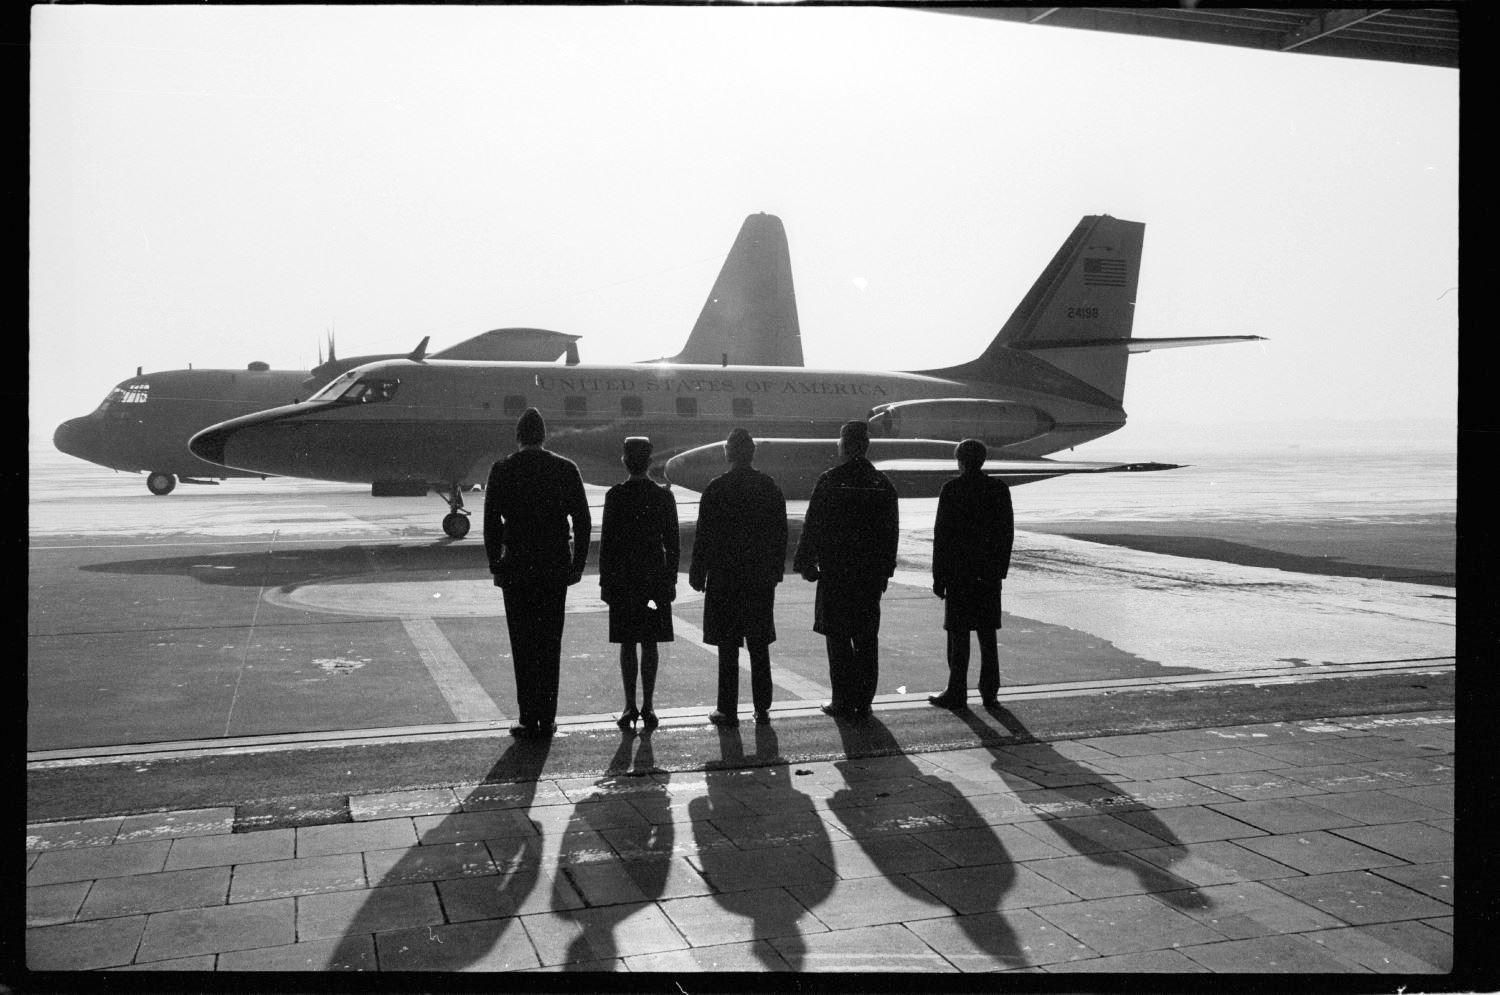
[608, 599, 675, 644]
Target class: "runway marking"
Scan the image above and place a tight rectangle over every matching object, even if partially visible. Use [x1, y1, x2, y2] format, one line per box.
[670, 615, 833, 702]
[222, 530, 278, 736]
[401, 618, 507, 723]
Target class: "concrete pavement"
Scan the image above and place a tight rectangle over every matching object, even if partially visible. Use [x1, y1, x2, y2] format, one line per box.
[24, 680, 1457, 977]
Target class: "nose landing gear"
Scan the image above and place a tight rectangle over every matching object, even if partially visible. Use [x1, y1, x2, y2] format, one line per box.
[436, 482, 472, 539]
[146, 471, 177, 496]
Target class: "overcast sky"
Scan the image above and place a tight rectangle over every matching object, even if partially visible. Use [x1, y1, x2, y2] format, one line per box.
[30, 6, 1457, 451]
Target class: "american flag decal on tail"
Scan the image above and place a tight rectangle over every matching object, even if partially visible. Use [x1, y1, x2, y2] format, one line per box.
[1083, 257, 1127, 287]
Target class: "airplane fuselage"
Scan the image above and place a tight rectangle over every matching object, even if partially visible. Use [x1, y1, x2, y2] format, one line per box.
[193, 358, 1127, 491]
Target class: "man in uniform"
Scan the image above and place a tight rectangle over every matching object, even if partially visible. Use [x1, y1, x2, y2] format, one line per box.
[793, 420, 899, 719]
[689, 428, 788, 726]
[483, 408, 591, 737]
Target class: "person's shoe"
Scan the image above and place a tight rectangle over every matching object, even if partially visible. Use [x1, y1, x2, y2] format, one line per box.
[927, 693, 966, 709]
[980, 694, 999, 708]
[820, 703, 852, 719]
[707, 710, 739, 727]
[641, 709, 659, 730]
[753, 709, 771, 725]
[534, 723, 557, 737]
[616, 707, 639, 729]
[509, 722, 537, 738]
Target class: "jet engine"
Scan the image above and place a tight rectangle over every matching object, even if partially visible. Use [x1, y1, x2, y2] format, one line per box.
[867, 398, 1054, 448]
[664, 437, 960, 498]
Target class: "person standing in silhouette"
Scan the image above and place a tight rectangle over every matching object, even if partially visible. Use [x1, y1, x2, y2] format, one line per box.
[928, 438, 1013, 709]
[794, 420, 898, 719]
[600, 436, 678, 731]
[689, 428, 788, 726]
[484, 407, 591, 738]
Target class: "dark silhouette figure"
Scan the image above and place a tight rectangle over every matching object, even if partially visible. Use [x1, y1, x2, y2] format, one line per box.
[600, 436, 679, 730]
[484, 407, 591, 738]
[689, 428, 788, 726]
[688, 723, 832, 970]
[793, 420, 899, 719]
[929, 438, 1014, 709]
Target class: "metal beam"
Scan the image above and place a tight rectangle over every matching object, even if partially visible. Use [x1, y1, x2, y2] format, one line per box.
[1280, 8, 1390, 52]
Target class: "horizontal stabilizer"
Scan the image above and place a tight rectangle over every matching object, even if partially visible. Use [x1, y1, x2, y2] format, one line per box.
[1020, 335, 1266, 353]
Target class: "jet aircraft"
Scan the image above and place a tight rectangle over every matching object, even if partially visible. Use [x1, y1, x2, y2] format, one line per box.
[191, 214, 1263, 538]
[52, 328, 583, 495]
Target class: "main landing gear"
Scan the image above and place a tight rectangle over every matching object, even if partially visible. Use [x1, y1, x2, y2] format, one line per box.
[146, 471, 176, 496]
[436, 482, 471, 539]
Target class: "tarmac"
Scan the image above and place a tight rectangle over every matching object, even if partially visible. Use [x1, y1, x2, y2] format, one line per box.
[23, 665, 1460, 979]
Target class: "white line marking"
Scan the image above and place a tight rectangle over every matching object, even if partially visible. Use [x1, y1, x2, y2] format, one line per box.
[671, 615, 832, 701]
[402, 618, 506, 723]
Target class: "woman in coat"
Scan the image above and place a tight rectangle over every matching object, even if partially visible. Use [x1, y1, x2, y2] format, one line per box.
[599, 437, 679, 729]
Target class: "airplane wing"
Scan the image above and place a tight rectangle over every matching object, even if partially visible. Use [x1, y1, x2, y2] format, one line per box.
[869, 456, 1182, 491]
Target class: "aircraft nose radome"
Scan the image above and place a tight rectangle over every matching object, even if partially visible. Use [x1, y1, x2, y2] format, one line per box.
[53, 418, 90, 459]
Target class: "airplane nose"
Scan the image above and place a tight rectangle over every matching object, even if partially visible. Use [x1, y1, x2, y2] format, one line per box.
[53, 418, 92, 459]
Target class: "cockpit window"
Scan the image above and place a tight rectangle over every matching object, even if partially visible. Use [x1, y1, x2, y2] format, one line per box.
[95, 382, 149, 415]
[308, 370, 359, 401]
[311, 374, 401, 404]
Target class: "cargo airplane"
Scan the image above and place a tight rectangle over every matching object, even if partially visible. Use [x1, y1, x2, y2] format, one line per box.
[191, 214, 1263, 538]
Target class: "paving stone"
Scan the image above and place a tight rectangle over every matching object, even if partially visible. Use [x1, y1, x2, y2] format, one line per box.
[108, 954, 217, 971]
[1180, 932, 1366, 971]
[565, 854, 709, 906]
[28, 840, 171, 886]
[906, 907, 1095, 971]
[25, 915, 147, 970]
[1090, 754, 1214, 780]
[1148, 880, 1342, 939]
[635, 784, 758, 823]
[1385, 783, 1453, 815]
[807, 833, 961, 878]
[1331, 822, 1455, 864]
[920, 790, 1041, 828]
[661, 888, 828, 946]
[412, 808, 537, 845]
[1265, 870, 1452, 925]
[1422, 915, 1453, 935]
[706, 811, 848, 849]
[26, 880, 91, 927]
[793, 874, 951, 931]
[1299, 788, 1451, 826]
[1130, 840, 1302, 887]
[115, 808, 236, 844]
[528, 799, 651, 834]
[822, 800, 953, 837]
[364, 841, 500, 885]
[1326, 735, 1438, 760]
[165, 828, 295, 870]
[624, 939, 792, 972]
[1188, 771, 1322, 801]
[689, 845, 838, 894]
[1104, 777, 1243, 810]
[136, 898, 295, 962]
[439, 869, 586, 920]
[1279, 763, 1395, 794]
[1357, 757, 1456, 787]
[457, 779, 570, 811]
[527, 828, 615, 868]
[907, 863, 1078, 914]
[1163, 748, 1292, 775]
[1073, 732, 1182, 757]
[376, 917, 540, 971]
[519, 957, 626, 972]
[1015, 813, 1171, 856]
[995, 741, 1118, 766]
[1372, 861, 1453, 904]
[79, 865, 230, 919]
[349, 787, 460, 820]
[1236, 830, 1406, 875]
[769, 921, 958, 972]
[1042, 948, 1208, 972]
[1207, 798, 1363, 834]
[601, 816, 736, 861]
[296, 882, 444, 941]
[1030, 894, 1226, 956]
[1115, 805, 1267, 844]
[1242, 741, 1373, 767]
[296, 818, 418, 857]
[1305, 920, 1452, 972]
[26, 817, 123, 851]
[522, 902, 689, 966]
[219, 934, 376, 970]
[1025, 851, 1194, 900]
[229, 853, 365, 902]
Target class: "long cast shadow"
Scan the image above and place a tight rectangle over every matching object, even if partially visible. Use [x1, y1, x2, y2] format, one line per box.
[828, 715, 1024, 968]
[326, 735, 553, 971]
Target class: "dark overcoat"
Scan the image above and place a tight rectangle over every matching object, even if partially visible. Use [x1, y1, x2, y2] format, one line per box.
[483, 447, 591, 589]
[793, 456, 899, 636]
[599, 477, 679, 643]
[689, 464, 787, 646]
[932, 469, 1014, 631]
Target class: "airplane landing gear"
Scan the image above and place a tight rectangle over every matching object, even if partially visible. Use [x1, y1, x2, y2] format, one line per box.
[436, 482, 471, 539]
[146, 471, 177, 496]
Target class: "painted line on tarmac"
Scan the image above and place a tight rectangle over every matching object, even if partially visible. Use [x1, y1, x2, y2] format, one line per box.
[670, 615, 833, 703]
[401, 618, 507, 723]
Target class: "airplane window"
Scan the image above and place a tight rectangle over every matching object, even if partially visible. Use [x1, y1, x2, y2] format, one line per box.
[676, 397, 698, 418]
[564, 396, 588, 417]
[310, 371, 359, 401]
[732, 397, 753, 418]
[621, 396, 644, 417]
[334, 377, 400, 404]
[503, 395, 527, 415]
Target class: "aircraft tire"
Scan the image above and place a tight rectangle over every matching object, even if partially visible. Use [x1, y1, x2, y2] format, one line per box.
[146, 472, 177, 496]
[442, 512, 471, 539]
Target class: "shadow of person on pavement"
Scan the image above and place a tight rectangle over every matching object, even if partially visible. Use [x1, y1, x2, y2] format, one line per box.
[827, 714, 1026, 969]
[549, 728, 676, 970]
[688, 722, 833, 971]
[964, 704, 1210, 911]
[325, 733, 554, 971]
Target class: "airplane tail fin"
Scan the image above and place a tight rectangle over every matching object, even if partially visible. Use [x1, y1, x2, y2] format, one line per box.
[667, 213, 803, 367]
[921, 215, 1145, 408]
